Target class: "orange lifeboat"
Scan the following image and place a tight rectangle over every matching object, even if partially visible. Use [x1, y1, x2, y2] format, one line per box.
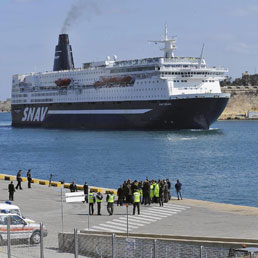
[55, 78, 71, 87]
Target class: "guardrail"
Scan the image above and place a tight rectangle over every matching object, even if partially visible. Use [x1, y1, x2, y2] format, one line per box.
[0, 173, 117, 195]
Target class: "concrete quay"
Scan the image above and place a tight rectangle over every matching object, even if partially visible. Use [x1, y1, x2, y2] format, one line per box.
[1, 178, 258, 257]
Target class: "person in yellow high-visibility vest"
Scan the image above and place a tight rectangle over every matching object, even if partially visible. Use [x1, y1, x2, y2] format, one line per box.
[150, 181, 154, 203]
[133, 190, 141, 215]
[96, 192, 103, 215]
[154, 181, 160, 203]
[88, 192, 96, 215]
[106, 191, 115, 215]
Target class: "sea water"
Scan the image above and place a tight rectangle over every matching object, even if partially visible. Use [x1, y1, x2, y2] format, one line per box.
[0, 112, 257, 207]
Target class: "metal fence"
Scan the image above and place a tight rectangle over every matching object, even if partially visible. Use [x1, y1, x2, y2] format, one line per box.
[59, 231, 239, 258]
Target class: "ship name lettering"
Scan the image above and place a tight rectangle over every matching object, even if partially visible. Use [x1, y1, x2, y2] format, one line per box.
[21, 107, 48, 122]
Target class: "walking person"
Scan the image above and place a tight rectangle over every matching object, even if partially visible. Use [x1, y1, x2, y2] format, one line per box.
[27, 169, 32, 188]
[133, 190, 141, 215]
[8, 181, 15, 201]
[175, 179, 183, 200]
[88, 191, 96, 215]
[106, 191, 114, 215]
[164, 180, 169, 203]
[15, 170, 22, 190]
[96, 192, 103, 215]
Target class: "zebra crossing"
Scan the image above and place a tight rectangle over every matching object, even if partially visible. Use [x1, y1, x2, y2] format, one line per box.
[89, 203, 190, 233]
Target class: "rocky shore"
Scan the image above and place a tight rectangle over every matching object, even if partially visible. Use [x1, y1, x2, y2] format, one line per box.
[219, 85, 258, 120]
[0, 98, 11, 112]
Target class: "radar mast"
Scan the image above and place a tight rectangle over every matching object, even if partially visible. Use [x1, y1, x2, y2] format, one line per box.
[150, 24, 177, 58]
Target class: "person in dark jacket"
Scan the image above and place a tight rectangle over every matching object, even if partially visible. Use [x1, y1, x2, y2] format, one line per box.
[117, 185, 124, 206]
[15, 170, 22, 190]
[159, 181, 165, 207]
[166, 178, 171, 200]
[143, 179, 150, 205]
[69, 181, 77, 192]
[8, 181, 15, 201]
[96, 192, 103, 215]
[27, 169, 32, 188]
[164, 181, 169, 203]
[175, 179, 182, 200]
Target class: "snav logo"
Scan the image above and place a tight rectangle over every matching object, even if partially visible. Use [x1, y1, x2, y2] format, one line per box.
[22, 107, 48, 122]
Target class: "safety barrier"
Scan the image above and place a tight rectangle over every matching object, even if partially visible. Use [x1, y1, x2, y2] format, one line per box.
[0, 173, 117, 195]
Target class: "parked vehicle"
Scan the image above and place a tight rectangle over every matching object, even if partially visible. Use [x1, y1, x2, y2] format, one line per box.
[0, 213, 47, 244]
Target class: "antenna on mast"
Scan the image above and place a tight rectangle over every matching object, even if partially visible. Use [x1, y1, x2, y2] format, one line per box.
[149, 24, 177, 58]
[198, 44, 205, 68]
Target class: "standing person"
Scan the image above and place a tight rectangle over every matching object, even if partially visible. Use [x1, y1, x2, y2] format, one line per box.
[69, 181, 77, 192]
[8, 181, 15, 201]
[96, 192, 103, 215]
[117, 185, 124, 206]
[150, 181, 154, 203]
[83, 182, 88, 199]
[88, 191, 96, 215]
[143, 179, 150, 205]
[166, 178, 171, 200]
[106, 191, 114, 215]
[27, 169, 32, 188]
[15, 170, 22, 190]
[164, 180, 169, 203]
[133, 190, 141, 215]
[49, 174, 53, 187]
[175, 179, 183, 200]
[159, 181, 165, 207]
[154, 181, 160, 203]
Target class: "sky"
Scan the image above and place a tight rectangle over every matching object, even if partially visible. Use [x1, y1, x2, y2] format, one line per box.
[0, 0, 258, 100]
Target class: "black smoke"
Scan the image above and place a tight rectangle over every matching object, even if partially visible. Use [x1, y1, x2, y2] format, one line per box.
[61, 0, 101, 34]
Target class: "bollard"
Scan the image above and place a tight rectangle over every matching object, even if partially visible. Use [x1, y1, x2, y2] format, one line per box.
[200, 245, 203, 258]
[74, 228, 78, 258]
[40, 223, 44, 258]
[7, 216, 11, 258]
[112, 233, 115, 258]
[153, 239, 157, 258]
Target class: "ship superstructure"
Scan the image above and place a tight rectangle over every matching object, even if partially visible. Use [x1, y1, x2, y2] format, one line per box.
[11, 26, 230, 129]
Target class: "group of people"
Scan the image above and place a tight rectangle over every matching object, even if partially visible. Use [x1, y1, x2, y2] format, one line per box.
[8, 169, 33, 201]
[68, 178, 182, 216]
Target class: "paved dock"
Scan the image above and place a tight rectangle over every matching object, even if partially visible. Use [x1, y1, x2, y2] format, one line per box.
[1, 179, 258, 257]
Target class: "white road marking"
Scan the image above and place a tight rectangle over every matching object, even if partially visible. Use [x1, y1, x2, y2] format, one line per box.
[142, 210, 169, 217]
[106, 221, 138, 229]
[113, 219, 145, 227]
[166, 204, 190, 208]
[119, 217, 151, 224]
[148, 207, 179, 214]
[99, 223, 127, 231]
[138, 214, 162, 220]
[91, 226, 123, 233]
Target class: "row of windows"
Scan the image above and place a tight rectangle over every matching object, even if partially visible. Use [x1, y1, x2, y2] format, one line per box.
[12, 94, 27, 98]
[202, 80, 215, 82]
[12, 99, 27, 104]
[32, 92, 56, 97]
[31, 99, 53, 103]
[161, 72, 222, 76]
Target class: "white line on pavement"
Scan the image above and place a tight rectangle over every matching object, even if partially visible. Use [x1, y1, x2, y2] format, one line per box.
[91, 226, 123, 233]
[99, 223, 128, 231]
[106, 221, 138, 229]
[119, 217, 151, 224]
[113, 219, 145, 227]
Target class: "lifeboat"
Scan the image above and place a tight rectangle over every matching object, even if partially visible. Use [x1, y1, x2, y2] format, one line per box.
[55, 78, 71, 87]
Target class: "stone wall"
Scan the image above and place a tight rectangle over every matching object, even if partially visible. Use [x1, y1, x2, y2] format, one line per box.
[220, 87, 258, 119]
[0, 98, 11, 112]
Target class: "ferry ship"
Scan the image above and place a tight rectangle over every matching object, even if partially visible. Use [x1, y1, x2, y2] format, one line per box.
[11, 26, 230, 130]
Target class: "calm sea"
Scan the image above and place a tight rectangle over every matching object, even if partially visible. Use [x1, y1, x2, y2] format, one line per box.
[0, 112, 257, 207]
